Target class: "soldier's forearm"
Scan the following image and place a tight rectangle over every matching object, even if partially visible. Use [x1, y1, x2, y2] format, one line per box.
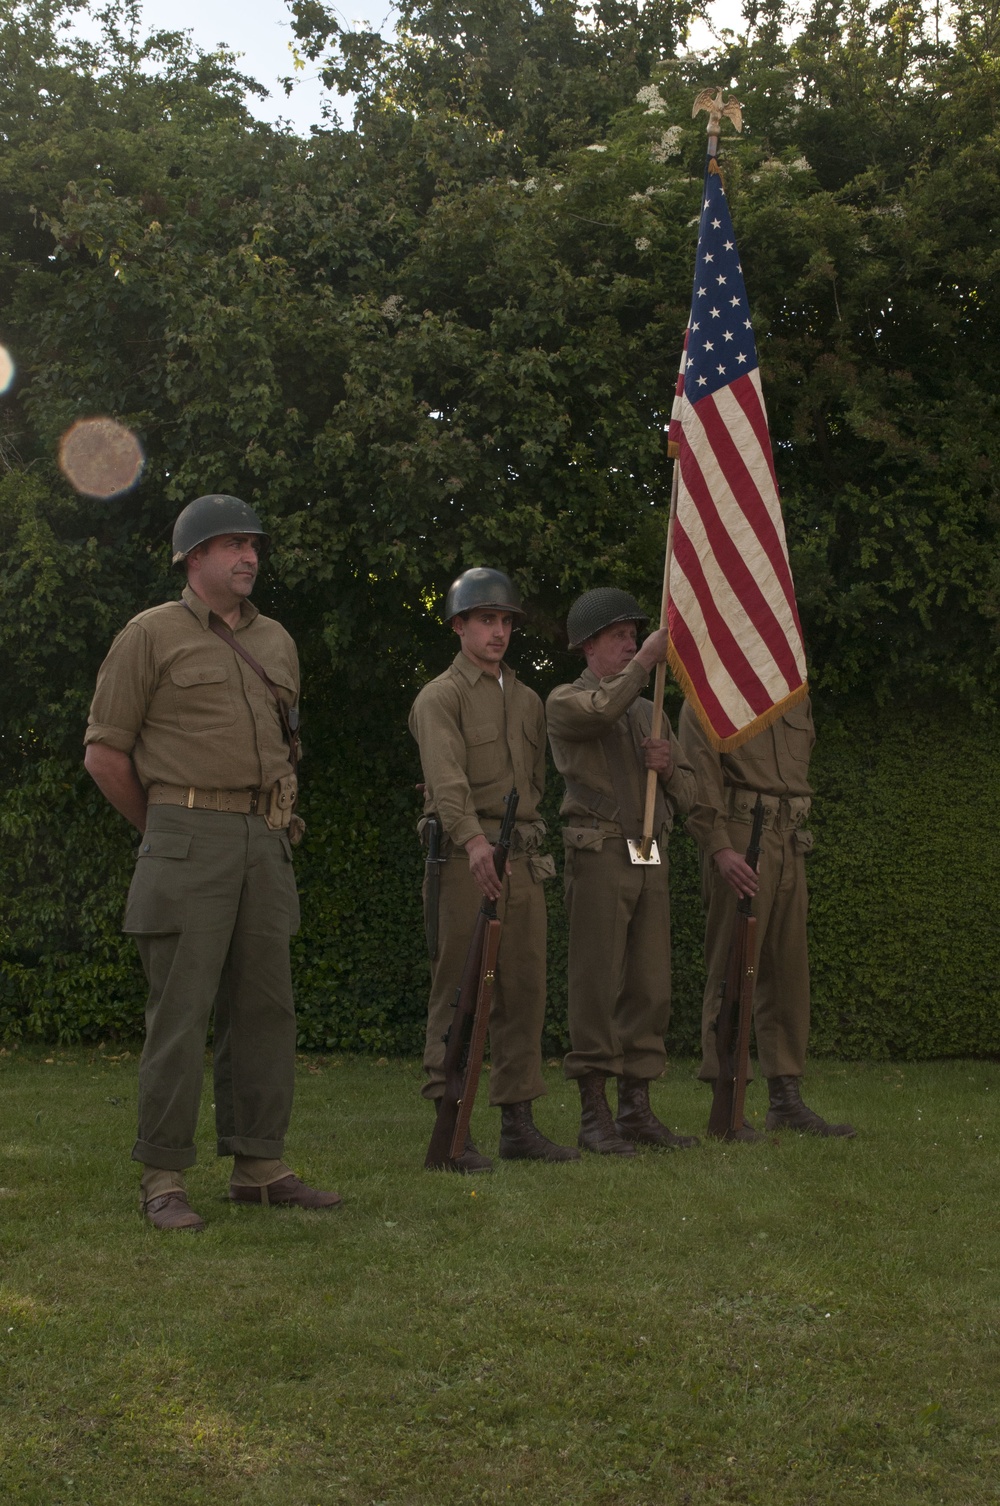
[84, 744, 148, 832]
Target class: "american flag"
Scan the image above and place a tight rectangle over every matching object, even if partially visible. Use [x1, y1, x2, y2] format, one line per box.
[666, 157, 808, 749]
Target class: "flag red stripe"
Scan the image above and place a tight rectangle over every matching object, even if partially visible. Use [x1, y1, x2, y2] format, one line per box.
[729, 378, 807, 641]
[667, 603, 738, 740]
[694, 383, 801, 629]
[670, 518, 778, 715]
[679, 422, 803, 694]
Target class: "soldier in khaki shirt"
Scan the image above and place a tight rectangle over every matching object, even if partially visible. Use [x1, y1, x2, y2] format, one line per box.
[84, 495, 341, 1229]
[547, 588, 699, 1155]
[409, 568, 578, 1170]
[679, 697, 855, 1138]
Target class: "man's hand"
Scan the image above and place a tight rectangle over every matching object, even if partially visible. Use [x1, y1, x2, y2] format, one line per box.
[465, 833, 507, 901]
[84, 744, 148, 832]
[634, 625, 670, 673]
[641, 735, 673, 776]
[713, 846, 759, 898]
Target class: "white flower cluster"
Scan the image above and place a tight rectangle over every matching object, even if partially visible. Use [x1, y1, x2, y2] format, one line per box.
[635, 237, 651, 251]
[586, 143, 608, 153]
[380, 295, 404, 320]
[650, 125, 683, 163]
[756, 156, 810, 180]
[635, 84, 667, 114]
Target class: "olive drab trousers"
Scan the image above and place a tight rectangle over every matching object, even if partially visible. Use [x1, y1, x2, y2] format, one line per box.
[125, 807, 300, 1170]
[698, 818, 811, 1082]
[422, 848, 548, 1106]
[562, 833, 673, 1082]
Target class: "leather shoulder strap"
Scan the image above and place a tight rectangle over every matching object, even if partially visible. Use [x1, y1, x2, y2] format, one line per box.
[182, 601, 299, 769]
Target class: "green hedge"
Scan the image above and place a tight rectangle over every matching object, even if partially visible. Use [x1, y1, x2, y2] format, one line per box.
[2, 699, 997, 1059]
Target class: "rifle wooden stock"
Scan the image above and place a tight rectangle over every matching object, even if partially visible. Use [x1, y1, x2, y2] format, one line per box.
[448, 918, 501, 1159]
[424, 789, 519, 1171]
[707, 795, 765, 1141]
[707, 912, 757, 1139]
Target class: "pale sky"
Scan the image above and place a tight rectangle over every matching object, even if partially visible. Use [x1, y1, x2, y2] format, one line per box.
[76, 0, 748, 136]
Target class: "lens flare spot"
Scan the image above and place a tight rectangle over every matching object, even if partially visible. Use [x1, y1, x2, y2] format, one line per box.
[0, 346, 14, 394]
[58, 417, 145, 499]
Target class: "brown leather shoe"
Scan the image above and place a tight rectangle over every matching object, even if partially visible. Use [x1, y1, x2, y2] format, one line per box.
[229, 1174, 343, 1208]
[577, 1072, 636, 1156]
[498, 1101, 581, 1162]
[143, 1190, 205, 1232]
[765, 1076, 857, 1138]
[615, 1076, 700, 1150]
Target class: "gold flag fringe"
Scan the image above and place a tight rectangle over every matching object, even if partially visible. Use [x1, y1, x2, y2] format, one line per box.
[667, 640, 808, 751]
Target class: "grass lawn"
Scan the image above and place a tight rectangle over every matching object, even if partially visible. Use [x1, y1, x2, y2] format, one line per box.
[1, 1049, 999, 1505]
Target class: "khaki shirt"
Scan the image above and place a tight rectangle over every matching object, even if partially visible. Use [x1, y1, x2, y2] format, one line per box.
[85, 584, 299, 792]
[679, 697, 814, 857]
[546, 658, 695, 830]
[408, 651, 545, 848]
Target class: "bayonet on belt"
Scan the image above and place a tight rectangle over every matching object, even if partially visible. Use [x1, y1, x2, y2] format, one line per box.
[424, 815, 444, 960]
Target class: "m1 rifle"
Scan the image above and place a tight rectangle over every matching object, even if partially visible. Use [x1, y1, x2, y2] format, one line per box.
[424, 788, 519, 1171]
[707, 794, 765, 1141]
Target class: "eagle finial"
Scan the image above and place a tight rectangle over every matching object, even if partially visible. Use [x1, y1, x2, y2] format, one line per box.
[692, 88, 743, 138]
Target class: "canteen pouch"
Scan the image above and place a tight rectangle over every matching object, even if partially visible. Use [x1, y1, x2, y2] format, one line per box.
[792, 827, 814, 857]
[528, 852, 557, 883]
[265, 774, 297, 832]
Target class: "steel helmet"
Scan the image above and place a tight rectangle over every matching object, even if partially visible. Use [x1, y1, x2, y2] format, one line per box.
[442, 567, 525, 624]
[171, 494, 270, 568]
[566, 587, 648, 650]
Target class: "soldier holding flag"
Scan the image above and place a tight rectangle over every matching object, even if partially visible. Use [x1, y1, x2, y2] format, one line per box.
[643, 90, 856, 1138]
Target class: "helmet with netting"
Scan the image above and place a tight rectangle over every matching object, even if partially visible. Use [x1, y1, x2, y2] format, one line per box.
[566, 587, 648, 650]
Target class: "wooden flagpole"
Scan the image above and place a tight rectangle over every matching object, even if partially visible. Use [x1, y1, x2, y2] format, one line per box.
[638, 89, 742, 859]
[638, 456, 679, 860]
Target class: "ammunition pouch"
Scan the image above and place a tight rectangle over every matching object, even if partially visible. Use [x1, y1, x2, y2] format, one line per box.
[728, 788, 811, 832]
[418, 815, 551, 863]
[265, 774, 298, 832]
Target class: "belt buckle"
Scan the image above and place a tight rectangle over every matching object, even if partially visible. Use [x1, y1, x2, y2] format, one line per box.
[248, 790, 259, 816]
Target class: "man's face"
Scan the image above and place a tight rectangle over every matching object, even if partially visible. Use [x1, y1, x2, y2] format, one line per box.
[187, 533, 260, 604]
[584, 619, 640, 679]
[453, 607, 514, 675]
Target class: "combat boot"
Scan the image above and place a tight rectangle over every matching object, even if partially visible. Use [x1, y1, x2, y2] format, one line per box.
[498, 1101, 581, 1162]
[615, 1076, 700, 1150]
[765, 1076, 856, 1138]
[576, 1072, 636, 1156]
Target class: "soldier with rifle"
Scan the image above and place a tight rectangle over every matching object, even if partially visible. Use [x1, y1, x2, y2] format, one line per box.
[546, 588, 699, 1156]
[409, 568, 579, 1170]
[678, 697, 856, 1138]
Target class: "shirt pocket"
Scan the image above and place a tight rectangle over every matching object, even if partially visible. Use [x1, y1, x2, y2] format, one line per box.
[123, 832, 192, 934]
[169, 664, 237, 733]
[782, 705, 814, 766]
[464, 722, 500, 785]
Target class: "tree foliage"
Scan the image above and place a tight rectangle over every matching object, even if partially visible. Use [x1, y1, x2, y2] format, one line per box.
[2, 0, 999, 1047]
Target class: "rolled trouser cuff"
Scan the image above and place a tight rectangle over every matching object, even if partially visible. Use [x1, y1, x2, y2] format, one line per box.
[216, 1135, 286, 1159]
[132, 1138, 197, 1171]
